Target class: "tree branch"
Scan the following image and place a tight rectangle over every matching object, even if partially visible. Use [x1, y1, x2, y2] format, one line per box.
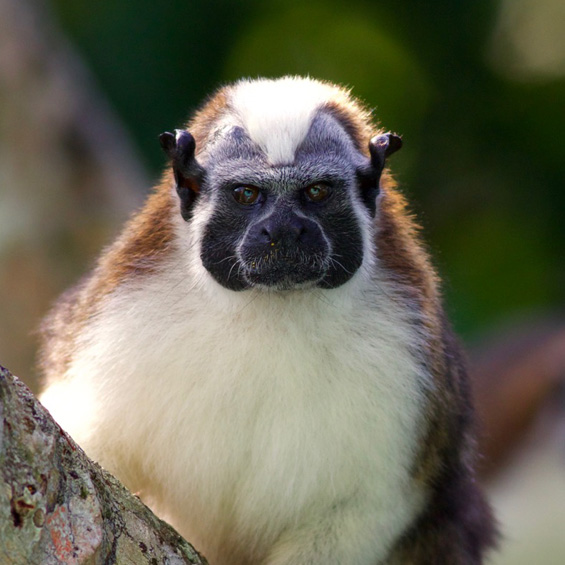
[0, 365, 208, 564]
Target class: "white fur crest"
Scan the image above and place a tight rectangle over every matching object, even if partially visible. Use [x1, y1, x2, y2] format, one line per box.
[229, 77, 349, 165]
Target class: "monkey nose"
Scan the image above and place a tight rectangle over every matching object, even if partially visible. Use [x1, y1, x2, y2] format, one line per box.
[257, 215, 308, 246]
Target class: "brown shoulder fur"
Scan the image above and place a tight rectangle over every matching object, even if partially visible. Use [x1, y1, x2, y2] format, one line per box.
[39, 182, 175, 383]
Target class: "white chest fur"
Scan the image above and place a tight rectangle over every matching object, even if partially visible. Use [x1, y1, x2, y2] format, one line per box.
[42, 265, 431, 564]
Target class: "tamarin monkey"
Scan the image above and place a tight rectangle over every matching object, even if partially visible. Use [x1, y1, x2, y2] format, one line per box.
[39, 77, 496, 564]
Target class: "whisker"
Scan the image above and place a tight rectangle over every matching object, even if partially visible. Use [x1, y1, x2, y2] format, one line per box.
[329, 256, 353, 275]
[213, 254, 239, 266]
[228, 259, 240, 281]
[238, 289, 261, 312]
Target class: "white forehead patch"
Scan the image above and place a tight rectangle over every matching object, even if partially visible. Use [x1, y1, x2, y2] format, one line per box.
[229, 77, 344, 165]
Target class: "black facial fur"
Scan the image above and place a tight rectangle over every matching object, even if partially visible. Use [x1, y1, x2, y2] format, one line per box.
[159, 130, 205, 221]
[240, 202, 331, 288]
[197, 113, 376, 291]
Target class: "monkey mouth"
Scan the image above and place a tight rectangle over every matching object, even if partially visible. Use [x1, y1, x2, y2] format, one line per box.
[241, 251, 328, 289]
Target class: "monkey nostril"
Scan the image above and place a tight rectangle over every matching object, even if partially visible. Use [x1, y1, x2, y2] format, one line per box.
[260, 227, 273, 243]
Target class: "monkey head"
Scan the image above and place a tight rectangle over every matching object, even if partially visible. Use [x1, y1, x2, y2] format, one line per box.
[160, 82, 401, 292]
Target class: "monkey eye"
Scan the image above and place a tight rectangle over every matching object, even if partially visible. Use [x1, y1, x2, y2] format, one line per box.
[304, 183, 330, 202]
[233, 185, 261, 205]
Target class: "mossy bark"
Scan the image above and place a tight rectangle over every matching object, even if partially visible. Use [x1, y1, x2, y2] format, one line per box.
[0, 365, 208, 565]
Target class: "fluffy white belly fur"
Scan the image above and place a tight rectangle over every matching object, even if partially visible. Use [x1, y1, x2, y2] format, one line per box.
[41, 270, 430, 564]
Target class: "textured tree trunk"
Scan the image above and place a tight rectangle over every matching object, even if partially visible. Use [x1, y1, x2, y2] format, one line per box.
[0, 365, 208, 565]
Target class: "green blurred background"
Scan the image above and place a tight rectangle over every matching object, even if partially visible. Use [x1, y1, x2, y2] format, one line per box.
[49, 0, 564, 340]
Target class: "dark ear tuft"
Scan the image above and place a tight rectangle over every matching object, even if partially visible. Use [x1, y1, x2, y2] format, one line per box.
[159, 131, 177, 157]
[159, 129, 204, 222]
[384, 133, 403, 157]
[174, 130, 196, 165]
[356, 133, 403, 217]
[369, 133, 403, 172]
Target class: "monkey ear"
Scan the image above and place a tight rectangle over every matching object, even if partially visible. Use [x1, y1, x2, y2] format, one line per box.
[159, 130, 204, 221]
[356, 133, 402, 217]
[368, 133, 402, 173]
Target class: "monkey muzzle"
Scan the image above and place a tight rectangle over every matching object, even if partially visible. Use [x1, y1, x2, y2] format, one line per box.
[239, 211, 330, 289]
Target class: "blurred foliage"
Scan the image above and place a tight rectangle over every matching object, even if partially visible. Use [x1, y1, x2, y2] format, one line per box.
[49, 0, 564, 339]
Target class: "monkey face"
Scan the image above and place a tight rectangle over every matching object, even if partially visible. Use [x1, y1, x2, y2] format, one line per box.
[161, 108, 400, 292]
[200, 112, 371, 291]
